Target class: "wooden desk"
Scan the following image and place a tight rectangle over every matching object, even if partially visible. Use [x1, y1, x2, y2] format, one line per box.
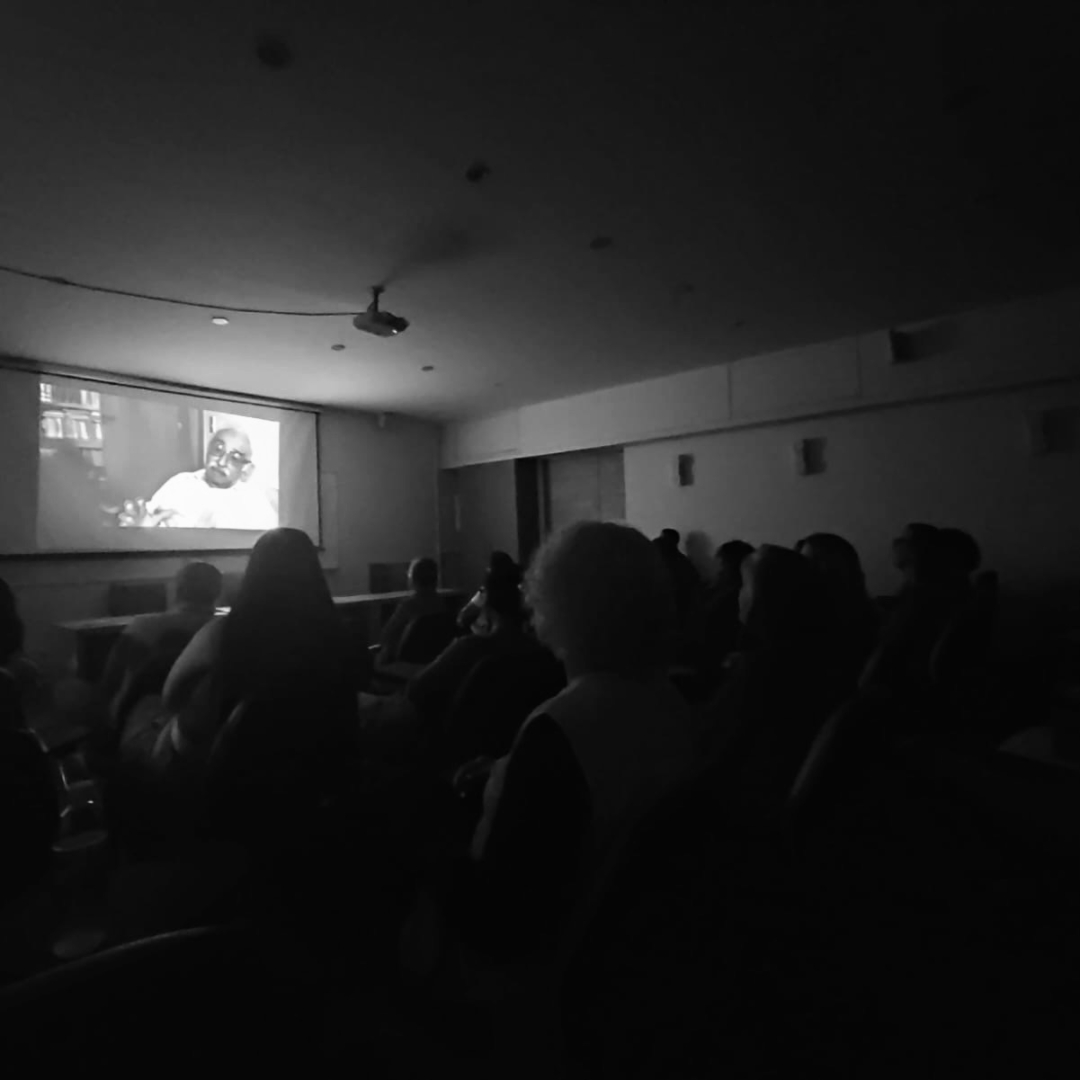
[58, 590, 465, 683]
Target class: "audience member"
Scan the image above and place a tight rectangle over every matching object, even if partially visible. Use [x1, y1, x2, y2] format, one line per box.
[440, 522, 699, 963]
[938, 527, 982, 586]
[456, 551, 522, 636]
[124, 529, 356, 794]
[683, 540, 755, 678]
[795, 532, 879, 680]
[377, 557, 444, 664]
[866, 524, 976, 694]
[703, 544, 849, 814]
[0, 579, 26, 732]
[891, 522, 944, 591]
[98, 562, 223, 728]
[653, 528, 701, 619]
[406, 569, 541, 724]
[714, 540, 755, 590]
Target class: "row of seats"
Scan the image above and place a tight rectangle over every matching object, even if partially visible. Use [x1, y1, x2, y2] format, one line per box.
[6, 683, 1080, 1073]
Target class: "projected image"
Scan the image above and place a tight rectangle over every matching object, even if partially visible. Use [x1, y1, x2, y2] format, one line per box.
[38, 380, 280, 537]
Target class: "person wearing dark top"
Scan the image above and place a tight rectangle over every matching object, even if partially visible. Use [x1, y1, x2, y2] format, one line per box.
[686, 540, 755, 676]
[98, 561, 223, 730]
[891, 522, 943, 591]
[703, 544, 849, 816]
[938, 527, 982, 584]
[864, 524, 971, 695]
[795, 532, 879, 682]
[130, 528, 357, 793]
[426, 522, 698, 968]
[376, 557, 445, 665]
[653, 528, 701, 621]
[456, 551, 522, 635]
[0, 578, 28, 733]
[406, 569, 542, 725]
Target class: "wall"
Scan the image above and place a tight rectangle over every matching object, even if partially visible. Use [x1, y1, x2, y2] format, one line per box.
[442, 285, 1080, 467]
[545, 448, 626, 533]
[1, 407, 440, 674]
[623, 384, 1080, 632]
[439, 460, 518, 592]
[441, 284, 1080, 647]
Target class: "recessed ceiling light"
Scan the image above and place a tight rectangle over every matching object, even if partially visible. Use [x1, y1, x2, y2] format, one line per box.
[421, 365, 435, 372]
[331, 343, 346, 351]
[210, 316, 229, 326]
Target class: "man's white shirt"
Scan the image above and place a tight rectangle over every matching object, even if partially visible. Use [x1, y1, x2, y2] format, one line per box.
[146, 469, 278, 530]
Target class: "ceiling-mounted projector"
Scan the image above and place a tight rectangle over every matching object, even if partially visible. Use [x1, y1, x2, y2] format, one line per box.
[353, 285, 409, 337]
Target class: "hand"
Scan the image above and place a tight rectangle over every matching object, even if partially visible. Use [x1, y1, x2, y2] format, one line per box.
[116, 498, 178, 528]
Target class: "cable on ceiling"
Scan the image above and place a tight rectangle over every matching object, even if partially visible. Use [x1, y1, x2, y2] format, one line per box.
[0, 262, 357, 317]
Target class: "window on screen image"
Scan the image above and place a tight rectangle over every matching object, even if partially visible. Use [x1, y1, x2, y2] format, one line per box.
[117, 421, 280, 530]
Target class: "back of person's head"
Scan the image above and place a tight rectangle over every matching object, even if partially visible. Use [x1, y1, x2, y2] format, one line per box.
[796, 533, 868, 602]
[938, 528, 982, 578]
[892, 522, 946, 585]
[409, 557, 439, 593]
[482, 568, 526, 625]
[175, 561, 224, 610]
[717, 540, 755, 575]
[740, 544, 832, 646]
[526, 521, 675, 677]
[0, 578, 23, 664]
[220, 529, 349, 710]
[487, 550, 523, 589]
[658, 528, 681, 550]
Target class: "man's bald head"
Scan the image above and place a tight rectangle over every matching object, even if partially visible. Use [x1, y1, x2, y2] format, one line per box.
[204, 428, 254, 489]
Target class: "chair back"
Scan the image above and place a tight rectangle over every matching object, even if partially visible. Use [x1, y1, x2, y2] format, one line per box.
[204, 692, 356, 842]
[787, 690, 894, 826]
[442, 649, 566, 763]
[0, 728, 60, 905]
[905, 740, 1080, 872]
[929, 572, 998, 689]
[0, 926, 322, 1067]
[559, 765, 769, 1074]
[395, 610, 457, 664]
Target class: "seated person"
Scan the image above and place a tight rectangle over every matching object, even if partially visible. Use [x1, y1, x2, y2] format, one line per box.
[865, 524, 971, 694]
[703, 545, 850, 814]
[653, 528, 701, 622]
[938, 527, 982, 588]
[406, 569, 543, 725]
[0, 578, 28, 732]
[432, 521, 699, 965]
[795, 532, 879, 681]
[684, 539, 754, 674]
[456, 551, 522, 636]
[98, 562, 223, 728]
[376, 557, 445, 665]
[121, 529, 356, 801]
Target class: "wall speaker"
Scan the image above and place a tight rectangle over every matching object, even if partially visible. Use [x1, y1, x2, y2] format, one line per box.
[888, 322, 958, 364]
[793, 437, 827, 476]
[676, 453, 695, 487]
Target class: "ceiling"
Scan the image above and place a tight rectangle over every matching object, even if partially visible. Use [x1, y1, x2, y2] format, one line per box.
[2, 0, 1080, 420]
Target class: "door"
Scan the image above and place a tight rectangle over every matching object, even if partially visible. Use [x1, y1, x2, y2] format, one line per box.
[543, 447, 625, 535]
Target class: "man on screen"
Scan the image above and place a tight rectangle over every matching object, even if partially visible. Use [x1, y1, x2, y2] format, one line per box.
[119, 428, 278, 530]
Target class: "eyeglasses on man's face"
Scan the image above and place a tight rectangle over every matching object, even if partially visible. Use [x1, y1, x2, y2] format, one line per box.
[207, 443, 251, 467]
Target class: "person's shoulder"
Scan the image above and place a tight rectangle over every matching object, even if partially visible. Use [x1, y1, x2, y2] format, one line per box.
[187, 614, 226, 649]
[153, 471, 204, 496]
